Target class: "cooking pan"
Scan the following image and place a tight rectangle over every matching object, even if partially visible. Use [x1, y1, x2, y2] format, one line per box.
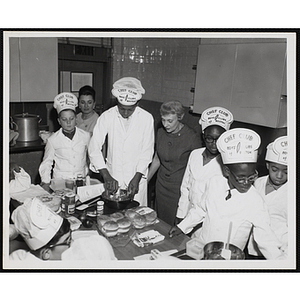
[11, 113, 42, 142]
[101, 191, 133, 210]
[203, 241, 245, 260]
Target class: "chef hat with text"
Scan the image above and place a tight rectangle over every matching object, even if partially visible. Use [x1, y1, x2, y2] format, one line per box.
[112, 77, 145, 106]
[11, 198, 63, 250]
[216, 128, 261, 164]
[200, 106, 233, 132]
[199, 106, 233, 132]
[53, 92, 78, 114]
[265, 136, 288, 165]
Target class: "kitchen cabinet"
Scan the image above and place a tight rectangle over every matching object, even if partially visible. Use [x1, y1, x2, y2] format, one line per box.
[9, 37, 58, 102]
[192, 40, 287, 128]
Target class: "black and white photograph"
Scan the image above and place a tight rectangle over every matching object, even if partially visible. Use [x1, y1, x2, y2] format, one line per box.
[2, 30, 296, 272]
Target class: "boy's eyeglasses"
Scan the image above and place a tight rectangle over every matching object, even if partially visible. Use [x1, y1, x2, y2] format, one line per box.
[229, 169, 258, 184]
[204, 135, 218, 143]
[48, 232, 72, 249]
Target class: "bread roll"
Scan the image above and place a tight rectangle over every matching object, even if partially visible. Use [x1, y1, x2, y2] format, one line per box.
[102, 220, 119, 237]
[144, 210, 157, 225]
[110, 212, 124, 221]
[117, 217, 131, 233]
[97, 215, 111, 227]
[132, 214, 146, 229]
[125, 209, 139, 220]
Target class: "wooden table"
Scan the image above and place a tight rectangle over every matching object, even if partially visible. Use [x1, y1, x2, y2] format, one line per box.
[98, 219, 190, 260]
[10, 196, 191, 260]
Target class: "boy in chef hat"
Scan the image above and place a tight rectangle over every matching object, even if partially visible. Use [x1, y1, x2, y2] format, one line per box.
[170, 128, 285, 260]
[89, 77, 154, 206]
[10, 197, 70, 260]
[248, 136, 288, 257]
[39, 92, 91, 193]
[176, 106, 233, 222]
[10, 198, 116, 261]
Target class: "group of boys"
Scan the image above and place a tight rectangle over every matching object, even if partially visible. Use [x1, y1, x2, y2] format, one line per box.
[169, 115, 288, 260]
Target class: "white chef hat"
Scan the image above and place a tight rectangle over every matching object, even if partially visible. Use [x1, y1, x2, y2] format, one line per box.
[11, 198, 63, 250]
[265, 136, 288, 165]
[216, 128, 261, 164]
[199, 106, 233, 132]
[53, 92, 78, 114]
[111, 77, 145, 106]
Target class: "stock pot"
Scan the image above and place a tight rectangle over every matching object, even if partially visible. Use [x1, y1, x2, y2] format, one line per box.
[11, 113, 42, 142]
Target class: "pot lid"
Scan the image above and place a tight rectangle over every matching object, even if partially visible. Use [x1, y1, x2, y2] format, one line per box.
[13, 113, 40, 118]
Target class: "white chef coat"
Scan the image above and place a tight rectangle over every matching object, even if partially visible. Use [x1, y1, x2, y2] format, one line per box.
[248, 176, 288, 255]
[39, 127, 90, 183]
[178, 175, 285, 260]
[176, 148, 223, 219]
[88, 106, 154, 206]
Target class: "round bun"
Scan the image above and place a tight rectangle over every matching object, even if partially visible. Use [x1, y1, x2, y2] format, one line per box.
[102, 220, 119, 237]
[125, 209, 139, 220]
[135, 206, 149, 214]
[110, 212, 124, 221]
[97, 215, 111, 227]
[132, 214, 146, 229]
[117, 217, 132, 233]
[144, 210, 157, 225]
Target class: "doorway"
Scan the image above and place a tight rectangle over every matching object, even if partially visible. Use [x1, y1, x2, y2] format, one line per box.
[57, 43, 112, 127]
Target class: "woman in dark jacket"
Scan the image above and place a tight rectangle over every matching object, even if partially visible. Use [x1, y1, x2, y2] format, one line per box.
[148, 101, 202, 225]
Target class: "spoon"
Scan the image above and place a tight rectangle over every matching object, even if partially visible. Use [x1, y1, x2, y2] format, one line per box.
[221, 221, 233, 260]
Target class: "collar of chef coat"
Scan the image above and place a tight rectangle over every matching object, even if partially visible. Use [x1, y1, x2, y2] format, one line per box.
[265, 176, 286, 195]
[202, 150, 221, 165]
[62, 127, 76, 140]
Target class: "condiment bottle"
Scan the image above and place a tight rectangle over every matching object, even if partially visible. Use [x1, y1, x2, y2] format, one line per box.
[61, 195, 66, 214]
[97, 200, 104, 216]
[76, 174, 84, 187]
[65, 192, 76, 216]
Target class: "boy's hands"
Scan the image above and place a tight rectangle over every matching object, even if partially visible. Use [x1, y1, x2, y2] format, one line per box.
[169, 226, 184, 238]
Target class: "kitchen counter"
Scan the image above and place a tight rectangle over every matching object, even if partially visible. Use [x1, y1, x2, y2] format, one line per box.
[9, 139, 46, 184]
[9, 138, 45, 153]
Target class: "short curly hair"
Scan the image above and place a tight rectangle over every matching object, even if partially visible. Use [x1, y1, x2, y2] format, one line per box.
[160, 101, 185, 120]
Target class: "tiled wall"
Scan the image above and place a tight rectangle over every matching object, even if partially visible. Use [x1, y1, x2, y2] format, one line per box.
[111, 37, 287, 177]
[112, 38, 200, 107]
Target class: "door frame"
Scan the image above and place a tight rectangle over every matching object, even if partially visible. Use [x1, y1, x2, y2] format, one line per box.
[58, 43, 112, 112]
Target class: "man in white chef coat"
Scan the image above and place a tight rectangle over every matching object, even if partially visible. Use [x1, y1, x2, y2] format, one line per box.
[88, 77, 154, 206]
[170, 128, 286, 260]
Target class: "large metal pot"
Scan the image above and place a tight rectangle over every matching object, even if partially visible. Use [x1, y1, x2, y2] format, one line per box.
[101, 191, 133, 210]
[11, 113, 42, 142]
[203, 241, 245, 260]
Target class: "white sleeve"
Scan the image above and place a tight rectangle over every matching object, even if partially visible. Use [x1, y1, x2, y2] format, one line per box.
[177, 183, 207, 234]
[176, 157, 192, 218]
[251, 198, 286, 260]
[88, 114, 108, 172]
[136, 115, 154, 176]
[39, 139, 55, 183]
